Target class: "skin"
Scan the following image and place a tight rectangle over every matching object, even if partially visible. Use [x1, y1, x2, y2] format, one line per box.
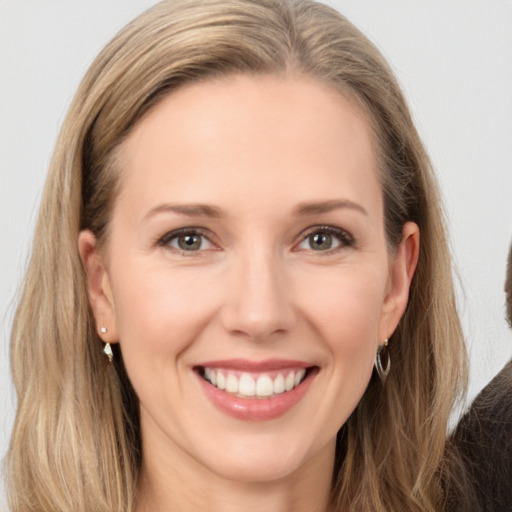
[79, 74, 419, 512]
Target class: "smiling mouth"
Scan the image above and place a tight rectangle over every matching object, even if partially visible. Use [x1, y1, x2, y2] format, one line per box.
[196, 366, 314, 399]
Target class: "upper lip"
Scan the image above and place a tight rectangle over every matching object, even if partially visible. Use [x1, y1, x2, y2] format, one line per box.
[195, 359, 313, 372]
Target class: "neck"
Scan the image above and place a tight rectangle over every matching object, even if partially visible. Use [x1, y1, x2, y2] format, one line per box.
[135, 434, 335, 512]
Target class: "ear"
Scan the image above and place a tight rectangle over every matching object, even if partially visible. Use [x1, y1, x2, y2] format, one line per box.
[78, 230, 118, 343]
[379, 221, 420, 340]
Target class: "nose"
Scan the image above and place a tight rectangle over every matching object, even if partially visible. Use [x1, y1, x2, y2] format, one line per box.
[220, 249, 297, 341]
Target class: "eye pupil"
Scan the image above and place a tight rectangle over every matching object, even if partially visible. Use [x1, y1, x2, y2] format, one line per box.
[310, 232, 332, 250]
[178, 234, 202, 251]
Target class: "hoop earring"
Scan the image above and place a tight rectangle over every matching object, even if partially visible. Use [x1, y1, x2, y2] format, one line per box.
[375, 339, 390, 384]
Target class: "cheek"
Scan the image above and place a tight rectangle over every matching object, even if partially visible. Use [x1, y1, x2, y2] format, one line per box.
[108, 262, 222, 423]
[110, 260, 219, 358]
[297, 264, 388, 360]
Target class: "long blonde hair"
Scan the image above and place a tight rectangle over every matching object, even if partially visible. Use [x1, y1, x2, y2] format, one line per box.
[7, 1, 467, 510]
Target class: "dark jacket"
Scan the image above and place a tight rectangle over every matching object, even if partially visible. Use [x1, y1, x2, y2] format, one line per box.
[450, 360, 512, 512]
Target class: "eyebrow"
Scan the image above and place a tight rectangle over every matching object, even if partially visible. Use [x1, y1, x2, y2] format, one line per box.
[143, 199, 367, 222]
[143, 203, 224, 221]
[293, 199, 368, 217]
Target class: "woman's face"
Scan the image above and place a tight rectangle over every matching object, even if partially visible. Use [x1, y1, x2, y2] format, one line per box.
[81, 75, 417, 484]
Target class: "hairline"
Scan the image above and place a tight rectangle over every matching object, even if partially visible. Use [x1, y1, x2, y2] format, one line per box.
[95, 70, 395, 253]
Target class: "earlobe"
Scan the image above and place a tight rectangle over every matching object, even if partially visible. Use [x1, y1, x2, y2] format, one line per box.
[78, 230, 118, 343]
[379, 222, 420, 340]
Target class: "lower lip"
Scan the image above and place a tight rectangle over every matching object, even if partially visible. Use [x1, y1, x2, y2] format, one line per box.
[197, 371, 315, 421]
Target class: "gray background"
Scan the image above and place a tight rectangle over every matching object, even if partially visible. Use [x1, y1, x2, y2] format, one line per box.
[1, 1, 511, 505]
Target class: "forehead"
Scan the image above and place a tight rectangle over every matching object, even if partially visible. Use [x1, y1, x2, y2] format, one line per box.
[115, 74, 381, 219]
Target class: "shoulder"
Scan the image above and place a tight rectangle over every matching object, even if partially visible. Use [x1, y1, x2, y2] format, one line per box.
[451, 360, 512, 511]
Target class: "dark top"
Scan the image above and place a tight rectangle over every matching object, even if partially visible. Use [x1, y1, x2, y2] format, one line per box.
[450, 360, 512, 512]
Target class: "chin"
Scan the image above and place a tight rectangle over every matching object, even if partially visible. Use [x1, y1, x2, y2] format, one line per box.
[190, 430, 329, 484]
[206, 452, 307, 484]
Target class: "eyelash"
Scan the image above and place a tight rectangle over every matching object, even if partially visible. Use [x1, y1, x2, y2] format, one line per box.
[156, 227, 215, 255]
[156, 225, 355, 255]
[296, 225, 355, 253]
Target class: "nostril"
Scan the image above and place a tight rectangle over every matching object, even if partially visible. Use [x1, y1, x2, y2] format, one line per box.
[220, 302, 297, 341]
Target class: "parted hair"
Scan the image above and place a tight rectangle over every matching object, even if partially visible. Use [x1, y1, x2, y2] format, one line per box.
[7, 1, 467, 511]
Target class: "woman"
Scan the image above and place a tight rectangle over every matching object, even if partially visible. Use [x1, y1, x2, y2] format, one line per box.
[6, 1, 468, 510]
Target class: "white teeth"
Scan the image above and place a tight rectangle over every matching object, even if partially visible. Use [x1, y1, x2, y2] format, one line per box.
[239, 373, 256, 396]
[216, 372, 225, 390]
[284, 373, 294, 391]
[294, 369, 306, 387]
[226, 374, 239, 393]
[256, 375, 274, 397]
[273, 373, 285, 394]
[203, 368, 309, 397]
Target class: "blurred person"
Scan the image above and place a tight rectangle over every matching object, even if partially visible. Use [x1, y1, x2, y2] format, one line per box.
[450, 243, 512, 511]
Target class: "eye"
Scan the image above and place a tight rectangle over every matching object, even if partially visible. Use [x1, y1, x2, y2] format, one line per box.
[157, 229, 215, 253]
[296, 226, 353, 252]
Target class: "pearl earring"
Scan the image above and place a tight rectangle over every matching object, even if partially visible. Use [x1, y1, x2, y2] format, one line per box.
[99, 326, 112, 362]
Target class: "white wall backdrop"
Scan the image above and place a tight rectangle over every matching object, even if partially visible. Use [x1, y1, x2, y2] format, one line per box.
[1, 0, 511, 503]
